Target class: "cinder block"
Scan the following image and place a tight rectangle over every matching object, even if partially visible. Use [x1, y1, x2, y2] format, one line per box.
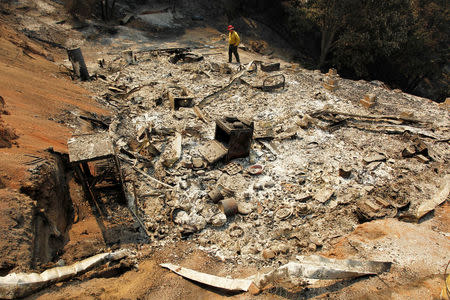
[326, 78, 338, 86]
[364, 93, 377, 102]
[360, 99, 375, 108]
[416, 154, 429, 163]
[327, 68, 337, 76]
[399, 111, 414, 119]
[322, 82, 336, 91]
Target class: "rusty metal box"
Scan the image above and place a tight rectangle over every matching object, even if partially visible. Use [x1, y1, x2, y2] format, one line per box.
[214, 116, 253, 161]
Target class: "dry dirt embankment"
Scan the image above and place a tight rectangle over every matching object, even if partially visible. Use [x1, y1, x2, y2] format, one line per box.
[0, 20, 108, 274]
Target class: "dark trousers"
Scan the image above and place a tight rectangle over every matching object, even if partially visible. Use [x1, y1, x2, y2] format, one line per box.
[228, 45, 240, 63]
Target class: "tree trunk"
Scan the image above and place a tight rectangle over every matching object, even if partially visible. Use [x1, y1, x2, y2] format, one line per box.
[319, 27, 337, 67]
[100, 0, 105, 20]
[67, 47, 90, 81]
[406, 74, 426, 92]
[103, 0, 108, 20]
[100, 0, 116, 20]
[109, 0, 116, 20]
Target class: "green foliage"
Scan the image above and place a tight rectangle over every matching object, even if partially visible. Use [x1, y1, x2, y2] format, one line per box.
[289, 0, 448, 99]
[285, 1, 313, 36]
[332, 0, 413, 77]
[402, 0, 449, 98]
[65, 0, 117, 21]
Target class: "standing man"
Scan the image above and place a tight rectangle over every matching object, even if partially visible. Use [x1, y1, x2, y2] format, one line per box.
[228, 25, 240, 64]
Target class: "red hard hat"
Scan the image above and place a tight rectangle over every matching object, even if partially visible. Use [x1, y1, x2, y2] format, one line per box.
[227, 25, 234, 31]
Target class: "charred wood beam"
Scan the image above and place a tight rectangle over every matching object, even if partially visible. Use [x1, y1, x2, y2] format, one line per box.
[311, 110, 431, 125]
[22, 31, 65, 49]
[136, 47, 191, 54]
[67, 47, 90, 81]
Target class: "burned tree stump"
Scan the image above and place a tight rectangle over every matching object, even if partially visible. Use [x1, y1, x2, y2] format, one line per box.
[67, 47, 90, 81]
[122, 50, 136, 65]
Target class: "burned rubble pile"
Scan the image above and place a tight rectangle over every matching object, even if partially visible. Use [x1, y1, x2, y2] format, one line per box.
[70, 47, 449, 269]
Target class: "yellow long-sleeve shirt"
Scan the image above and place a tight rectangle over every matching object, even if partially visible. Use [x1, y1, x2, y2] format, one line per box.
[228, 31, 240, 46]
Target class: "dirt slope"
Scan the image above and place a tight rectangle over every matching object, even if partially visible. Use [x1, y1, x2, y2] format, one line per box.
[0, 22, 107, 187]
[0, 19, 108, 273]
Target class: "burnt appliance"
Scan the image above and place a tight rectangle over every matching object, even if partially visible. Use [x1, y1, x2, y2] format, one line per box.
[214, 116, 253, 162]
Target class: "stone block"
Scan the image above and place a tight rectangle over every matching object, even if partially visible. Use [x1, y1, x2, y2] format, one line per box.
[364, 93, 377, 102]
[416, 154, 429, 163]
[326, 78, 338, 86]
[261, 62, 280, 72]
[161, 132, 182, 167]
[322, 82, 336, 92]
[360, 98, 375, 108]
[399, 111, 414, 119]
[327, 68, 337, 76]
[402, 145, 416, 158]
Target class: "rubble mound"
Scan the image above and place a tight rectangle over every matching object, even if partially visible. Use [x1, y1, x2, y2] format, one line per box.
[0, 121, 18, 148]
[75, 42, 449, 273]
[0, 97, 18, 148]
[0, 96, 18, 148]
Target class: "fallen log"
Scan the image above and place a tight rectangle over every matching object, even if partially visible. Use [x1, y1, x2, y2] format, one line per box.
[22, 31, 65, 49]
[79, 115, 109, 130]
[136, 47, 190, 54]
[347, 123, 443, 140]
[312, 110, 431, 125]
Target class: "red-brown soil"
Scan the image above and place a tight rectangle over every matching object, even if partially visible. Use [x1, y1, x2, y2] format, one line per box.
[0, 20, 108, 272]
[0, 22, 108, 189]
